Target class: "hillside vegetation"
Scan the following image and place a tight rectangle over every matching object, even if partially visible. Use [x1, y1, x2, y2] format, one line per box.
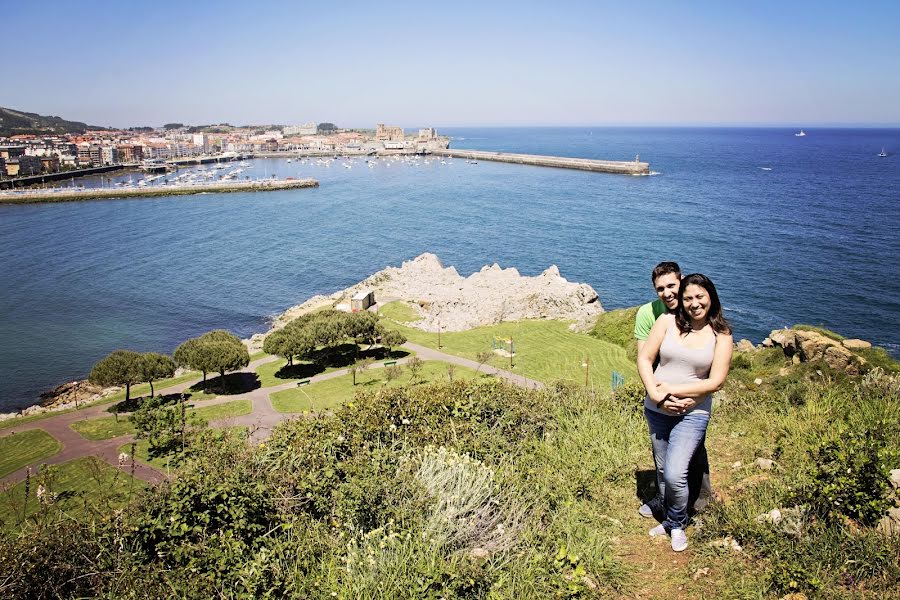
[0, 106, 105, 137]
[0, 311, 897, 599]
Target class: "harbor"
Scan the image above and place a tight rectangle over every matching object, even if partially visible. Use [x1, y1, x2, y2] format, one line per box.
[434, 149, 651, 175]
[0, 177, 318, 204]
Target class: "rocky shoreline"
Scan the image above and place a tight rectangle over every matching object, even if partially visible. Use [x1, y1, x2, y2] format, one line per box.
[4, 253, 604, 422]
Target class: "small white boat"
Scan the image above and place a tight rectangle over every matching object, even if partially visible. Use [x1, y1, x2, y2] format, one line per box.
[878, 148, 887, 157]
[758, 167, 772, 171]
[795, 130, 807, 137]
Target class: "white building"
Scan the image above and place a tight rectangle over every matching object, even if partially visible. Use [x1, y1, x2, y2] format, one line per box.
[284, 122, 317, 136]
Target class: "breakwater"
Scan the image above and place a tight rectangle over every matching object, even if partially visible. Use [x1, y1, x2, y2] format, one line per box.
[434, 149, 650, 175]
[0, 165, 130, 189]
[0, 178, 319, 205]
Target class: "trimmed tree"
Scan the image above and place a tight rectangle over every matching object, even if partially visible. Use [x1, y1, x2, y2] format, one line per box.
[141, 352, 176, 398]
[380, 329, 407, 356]
[174, 330, 249, 389]
[174, 339, 206, 384]
[88, 350, 144, 404]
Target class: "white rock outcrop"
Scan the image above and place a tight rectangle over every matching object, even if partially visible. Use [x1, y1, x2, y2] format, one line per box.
[264, 253, 604, 339]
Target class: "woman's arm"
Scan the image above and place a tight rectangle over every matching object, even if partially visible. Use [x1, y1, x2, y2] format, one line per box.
[637, 315, 671, 403]
[662, 333, 734, 398]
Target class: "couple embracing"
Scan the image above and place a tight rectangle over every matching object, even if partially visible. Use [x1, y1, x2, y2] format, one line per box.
[633, 262, 733, 552]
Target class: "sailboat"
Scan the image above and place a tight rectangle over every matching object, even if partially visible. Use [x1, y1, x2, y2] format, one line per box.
[795, 130, 807, 137]
[878, 148, 888, 157]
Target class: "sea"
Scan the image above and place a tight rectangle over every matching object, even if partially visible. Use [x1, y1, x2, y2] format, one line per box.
[1, 127, 898, 412]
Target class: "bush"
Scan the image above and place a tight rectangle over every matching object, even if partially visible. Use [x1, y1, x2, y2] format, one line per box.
[590, 307, 639, 360]
[731, 352, 752, 370]
[612, 380, 646, 413]
[793, 424, 898, 526]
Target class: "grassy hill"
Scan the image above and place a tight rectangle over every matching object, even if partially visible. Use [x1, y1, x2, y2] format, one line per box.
[0, 106, 105, 137]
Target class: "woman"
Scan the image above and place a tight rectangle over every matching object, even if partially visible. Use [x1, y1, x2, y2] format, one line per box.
[637, 273, 733, 552]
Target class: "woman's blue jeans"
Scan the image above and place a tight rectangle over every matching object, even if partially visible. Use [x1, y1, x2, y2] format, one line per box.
[644, 407, 711, 531]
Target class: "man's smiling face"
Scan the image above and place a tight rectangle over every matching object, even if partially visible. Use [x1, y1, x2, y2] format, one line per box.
[653, 272, 681, 311]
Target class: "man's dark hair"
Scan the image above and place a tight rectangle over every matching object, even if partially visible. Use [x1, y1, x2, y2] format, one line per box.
[651, 261, 681, 284]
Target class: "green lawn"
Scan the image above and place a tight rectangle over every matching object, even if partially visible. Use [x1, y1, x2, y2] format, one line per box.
[0, 370, 205, 431]
[102, 371, 202, 404]
[69, 415, 136, 440]
[0, 429, 62, 477]
[270, 360, 485, 414]
[256, 344, 413, 388]
[118, 438, 176, 472]
[190, 399, 252, 422]
[0, 457, 144, 529]
[70, 398, 252, 441]
[378, 300, 420, 323]
[379, 307, 637, 388]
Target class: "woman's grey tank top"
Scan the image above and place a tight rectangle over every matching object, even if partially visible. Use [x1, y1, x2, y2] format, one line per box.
[644, 320, 717, 415]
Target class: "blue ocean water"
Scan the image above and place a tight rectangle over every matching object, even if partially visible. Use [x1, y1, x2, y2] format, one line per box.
[1, 127, 898, 411]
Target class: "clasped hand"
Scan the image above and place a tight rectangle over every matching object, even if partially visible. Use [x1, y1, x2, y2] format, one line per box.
[654, 383, 696, 415]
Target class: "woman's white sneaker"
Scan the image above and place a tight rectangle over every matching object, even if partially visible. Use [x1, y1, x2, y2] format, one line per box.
[638, 503, 655, 518]
[648, 524, 667, 537]
[671, 528, 688, 552]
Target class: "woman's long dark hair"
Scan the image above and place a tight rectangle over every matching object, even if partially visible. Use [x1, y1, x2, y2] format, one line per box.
[675, 273, 732, 335]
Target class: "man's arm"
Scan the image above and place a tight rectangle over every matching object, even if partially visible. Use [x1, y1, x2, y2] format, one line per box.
[633, 303, 655, 348]
[637, 315, 672, 404]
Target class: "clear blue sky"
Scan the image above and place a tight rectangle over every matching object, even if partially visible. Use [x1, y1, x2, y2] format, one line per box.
[6, 0, 899, 128]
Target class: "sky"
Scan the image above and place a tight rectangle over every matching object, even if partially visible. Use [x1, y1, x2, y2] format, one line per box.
[4, 0, 900, 128]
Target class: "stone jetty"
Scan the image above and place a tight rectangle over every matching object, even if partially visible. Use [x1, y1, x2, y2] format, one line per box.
[434, 149, 650, 175]
[0, 178, 319, 205]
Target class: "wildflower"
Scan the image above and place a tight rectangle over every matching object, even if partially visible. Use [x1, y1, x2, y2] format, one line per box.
[36, 484, 46, 502]
[118, 452, 129, 467]
[389, 424, 397, 432]
[402, 418, 410, 425]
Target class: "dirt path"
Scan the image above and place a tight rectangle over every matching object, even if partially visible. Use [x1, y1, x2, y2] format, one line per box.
[1, 346, 534, 485]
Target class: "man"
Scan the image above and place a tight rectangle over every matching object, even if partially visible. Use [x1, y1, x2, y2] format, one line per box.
[634, 261, 715, 518]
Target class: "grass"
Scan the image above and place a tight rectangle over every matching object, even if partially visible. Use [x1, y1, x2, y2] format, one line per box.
[589, 306, 639, 360]
[0, 370, 204, 431]
[0, 430, 62, 477]
[378, 300, 419, 323]
[381, 312, 637, 388]
[118, 438, 176, 472]
[190, 399, 252, 423]
[256, 344, 412, 388]
[69, 415, 137, 440]
[0, 457, 144, 529]
[793, 323, 846, 341]
[70, 399, 252, 441]
[101, 371, 203, 404]
[270, 360, 485, 413]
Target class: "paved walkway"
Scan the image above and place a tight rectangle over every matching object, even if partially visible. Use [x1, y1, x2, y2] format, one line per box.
[1, 346, 541, 486]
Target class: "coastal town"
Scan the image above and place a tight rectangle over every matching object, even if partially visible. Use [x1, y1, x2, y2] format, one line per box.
[0, 120, 451, 180]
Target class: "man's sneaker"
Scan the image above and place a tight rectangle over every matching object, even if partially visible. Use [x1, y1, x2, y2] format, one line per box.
[671, 528, 688, 552]
[648, 524, 667, 538]
[638, 503, 655, 518]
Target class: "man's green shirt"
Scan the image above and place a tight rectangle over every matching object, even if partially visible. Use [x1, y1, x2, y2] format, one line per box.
[634, 298, 669, 341]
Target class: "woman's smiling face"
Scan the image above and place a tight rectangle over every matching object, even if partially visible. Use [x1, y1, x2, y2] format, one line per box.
[681, 283, 710, 324]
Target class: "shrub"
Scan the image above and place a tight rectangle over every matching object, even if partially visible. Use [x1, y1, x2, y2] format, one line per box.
[589, 306, 639, 360]
[793, 424, 898, 526]
[731, 352, 752, 370]
[612, 380, 646, 413]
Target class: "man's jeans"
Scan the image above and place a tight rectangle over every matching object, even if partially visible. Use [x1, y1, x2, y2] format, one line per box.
[644, 408, 711, 531]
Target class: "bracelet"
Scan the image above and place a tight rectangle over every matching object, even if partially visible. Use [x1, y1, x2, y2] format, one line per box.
[656, 393, 672, 409]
